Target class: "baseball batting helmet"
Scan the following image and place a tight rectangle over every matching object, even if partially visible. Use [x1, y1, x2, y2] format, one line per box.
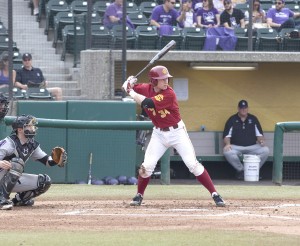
[148, 66, 172, 86]
[12, 114, 38, 138]
[0, 93, 9, 120]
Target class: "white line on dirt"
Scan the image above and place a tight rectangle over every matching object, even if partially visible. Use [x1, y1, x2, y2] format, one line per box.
[59, 210, 300, 221]
[257, 204, 300, 209]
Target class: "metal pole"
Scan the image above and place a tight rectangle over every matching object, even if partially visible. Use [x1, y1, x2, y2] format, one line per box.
[86, 0, 92, 49]
[8, 0, 13, 100]
[122, 0, 127, 98]
[160, 148, 171, 185]
[247, 0, 253, 51]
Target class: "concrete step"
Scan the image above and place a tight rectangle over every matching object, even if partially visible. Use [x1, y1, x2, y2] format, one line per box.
[62, 88, 82, 96]
[43, 73, 73, 81]
[47, 81, 80, 88]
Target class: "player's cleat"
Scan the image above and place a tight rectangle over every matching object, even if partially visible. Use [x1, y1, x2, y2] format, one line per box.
[12, 198, 35, 207]
[0, 199, 13, 210]
[212, 193, 225, 207]
[130, 193, 143, 206]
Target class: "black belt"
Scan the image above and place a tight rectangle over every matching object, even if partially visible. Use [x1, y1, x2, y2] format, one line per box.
[157, 124, 179, 132]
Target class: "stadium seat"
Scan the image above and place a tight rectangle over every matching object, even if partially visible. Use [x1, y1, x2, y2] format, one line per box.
[70, 0, 88, 15]
[135, 26, 159, 50]
[111, 25, 136, 49]
[260, 3, 274, 11]
[158, 26, 183, 50]
[234, 3, 249, 13]
[280, 28, 300, 51]
[256, 28, 281, 51]
[61, 24, 86, 61]
[93, 1, 111, 19]
[26, 88, 54, 100]
[139, 2, 158, 18]
[126, 2, 140, 14]
[91, 25, 112, 49]
[284, 3, 300, 12]
[0, 22, 8, 37]
[44, 0, 70, 35]
[128, 12, 149, 28]
[181, 27, 206, 51]
[234, 27, 256, 51]
[0, 87, 25, 100]
[53, 12, 75, 48]
[0, 36, 19, 55]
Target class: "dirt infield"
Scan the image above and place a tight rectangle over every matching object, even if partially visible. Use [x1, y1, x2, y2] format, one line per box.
[1, 198, 300, 235]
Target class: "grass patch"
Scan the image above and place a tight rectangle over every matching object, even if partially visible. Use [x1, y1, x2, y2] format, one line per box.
[1, 230, 299, 246]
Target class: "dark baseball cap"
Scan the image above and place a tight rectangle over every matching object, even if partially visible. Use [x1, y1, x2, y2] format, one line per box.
[238, 100, 248, 108]
[22, 53, 32, 60]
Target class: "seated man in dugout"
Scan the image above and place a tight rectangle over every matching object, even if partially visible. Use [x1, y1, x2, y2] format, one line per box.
[222, 100, 269, 180]
[14, 53, 63, 101]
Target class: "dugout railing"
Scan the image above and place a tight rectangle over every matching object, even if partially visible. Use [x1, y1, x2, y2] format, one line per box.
[273, 122, 300, 185]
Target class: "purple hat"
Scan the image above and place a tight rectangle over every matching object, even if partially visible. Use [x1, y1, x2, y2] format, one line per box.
[224, 0, 232, 3]
[238, 100, 248, 109]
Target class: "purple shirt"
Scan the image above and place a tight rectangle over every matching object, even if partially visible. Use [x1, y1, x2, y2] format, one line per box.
[151, 5, 179, 26]
[196, 7, 219, 26]
[266, 8, 294, 25]
[103, 3, 123, 28]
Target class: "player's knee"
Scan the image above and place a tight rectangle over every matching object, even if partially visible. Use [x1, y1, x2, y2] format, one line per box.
[189, 161, 204, 176]
[138, 164, 152, 178]
[37, 174, 52, 194]
[10, 157, 25, 176]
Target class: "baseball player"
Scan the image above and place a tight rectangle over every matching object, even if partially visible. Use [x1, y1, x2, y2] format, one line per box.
[122, 65, 225, 207]
[0, 114, 67, 210]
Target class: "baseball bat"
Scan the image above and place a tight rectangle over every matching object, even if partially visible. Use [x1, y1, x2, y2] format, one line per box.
[134, 40, 176, 78]
[87, 152, 93, 185]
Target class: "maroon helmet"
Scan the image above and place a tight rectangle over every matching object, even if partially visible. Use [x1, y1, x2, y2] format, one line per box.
[148, 66, 172, 86]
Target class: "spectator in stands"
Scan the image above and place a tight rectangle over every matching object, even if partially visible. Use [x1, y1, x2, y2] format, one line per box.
[150, 0, 187, 35]
[0, 52, 16, 89]
[222, 100, 269, 180]
[103, 0, 134, 29]
[14, 53, 62, 101]
[266, 0, 300, 32]
[178, 0, 197, 28]
[33, 0, 39, 16]
[213, 0, 225, 13]
[192, 0, 203, 12]
[220, 0, 245, 28]
[196, 0, 220, 28]
[244, 0, 266, 29]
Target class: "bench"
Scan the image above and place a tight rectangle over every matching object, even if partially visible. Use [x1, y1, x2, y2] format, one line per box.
[169, 131, 275, 163]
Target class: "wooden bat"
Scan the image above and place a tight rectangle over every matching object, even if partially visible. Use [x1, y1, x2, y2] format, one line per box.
[135, 40, 176, 78]
[87, 152, 93, 185]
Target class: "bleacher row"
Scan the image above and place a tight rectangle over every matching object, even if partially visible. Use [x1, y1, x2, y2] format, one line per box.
[26, 0, 300, 61]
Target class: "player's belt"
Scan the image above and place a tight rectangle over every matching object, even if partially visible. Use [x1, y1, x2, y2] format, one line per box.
[157, 124, 179, 132]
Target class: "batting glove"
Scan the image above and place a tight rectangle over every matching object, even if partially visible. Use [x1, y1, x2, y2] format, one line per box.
[126, 76, 137, 86]
[122, 80, 132, 94]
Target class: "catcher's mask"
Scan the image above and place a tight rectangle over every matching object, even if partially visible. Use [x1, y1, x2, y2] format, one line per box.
[12, 114, 38, 138]
[0, 93, 9, 120]
[148, 66, 172, 86]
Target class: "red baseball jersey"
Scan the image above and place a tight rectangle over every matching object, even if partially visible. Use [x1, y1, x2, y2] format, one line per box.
[133, 83, 181, 128]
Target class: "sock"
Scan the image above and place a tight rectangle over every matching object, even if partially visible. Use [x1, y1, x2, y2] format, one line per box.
[196, 169, 217, 195]
[137, 175, 150, 196]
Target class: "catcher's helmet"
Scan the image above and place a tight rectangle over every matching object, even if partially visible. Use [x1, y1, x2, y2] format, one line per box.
[12, 114, 38, 138]
[0, 93, 9, 120]
[148, 66, 172, 86]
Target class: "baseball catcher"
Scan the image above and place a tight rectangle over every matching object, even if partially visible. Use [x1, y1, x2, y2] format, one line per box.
[0, 115, 67, 210]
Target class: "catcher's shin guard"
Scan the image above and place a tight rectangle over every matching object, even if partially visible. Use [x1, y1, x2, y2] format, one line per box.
[0, 158, 24, 200]
[13, 174, 52, 203]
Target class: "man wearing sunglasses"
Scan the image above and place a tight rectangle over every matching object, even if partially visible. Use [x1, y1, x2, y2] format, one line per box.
[266, 0, 300, 31]
[220, 0, 245, 28]
[150, 0, 187, 35]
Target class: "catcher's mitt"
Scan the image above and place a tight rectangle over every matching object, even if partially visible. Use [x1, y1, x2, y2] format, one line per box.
[51, 146, 67, 167]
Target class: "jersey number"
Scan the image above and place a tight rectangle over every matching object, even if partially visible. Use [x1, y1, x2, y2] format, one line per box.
[148, 109, 170, 118]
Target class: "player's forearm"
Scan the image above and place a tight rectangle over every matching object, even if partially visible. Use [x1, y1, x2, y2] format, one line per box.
[129, 90, 146, 105]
